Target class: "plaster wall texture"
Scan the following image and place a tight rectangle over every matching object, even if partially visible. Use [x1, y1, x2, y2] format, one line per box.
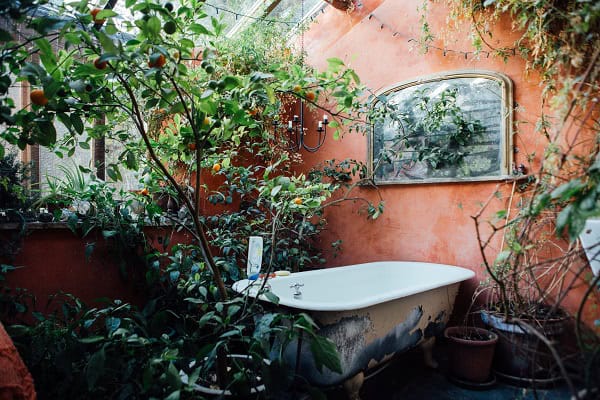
[298, 0, 597, 325]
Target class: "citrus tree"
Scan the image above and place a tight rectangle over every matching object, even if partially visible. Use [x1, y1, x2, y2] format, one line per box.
[0, 0, 372, 297]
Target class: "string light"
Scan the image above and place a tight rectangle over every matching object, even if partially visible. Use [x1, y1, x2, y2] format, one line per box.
[204, 2, 303, 26]
[362, 11, 519, 60]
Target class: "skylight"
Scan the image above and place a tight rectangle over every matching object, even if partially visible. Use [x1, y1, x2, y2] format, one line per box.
[45, 0, 328, 37]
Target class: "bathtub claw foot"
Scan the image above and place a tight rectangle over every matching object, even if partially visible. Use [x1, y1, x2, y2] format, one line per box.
[421, 337, 438, 369]
[343, 371, 364, 400]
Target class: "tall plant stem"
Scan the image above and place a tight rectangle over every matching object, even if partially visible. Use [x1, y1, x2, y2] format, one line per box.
[114, 73, 228, 300]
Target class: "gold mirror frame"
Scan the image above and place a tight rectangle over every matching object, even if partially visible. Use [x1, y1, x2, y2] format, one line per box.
[368, 70, 514, 184]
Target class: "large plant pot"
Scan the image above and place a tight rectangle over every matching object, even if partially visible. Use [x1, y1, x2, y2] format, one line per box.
[481, 311, 567, 386]
[194, 354, 268, 398]
[444, 326, 498, 384]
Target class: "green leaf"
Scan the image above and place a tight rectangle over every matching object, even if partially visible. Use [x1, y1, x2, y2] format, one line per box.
[35, 38, 57, 72]
[71, 114, 84, 134]
[36, 121, 57, 146]
[125, 151, 138, 170]
[270, 185, 282, 197]
[0, 143, 4, 159]
[78, 336, 105, 344]
[102, 230, 117, 238]
[222, 76, 241, 89]
[105, 316, 121, 333]
[494, 250, 511, 264]
[96, 9, 118, 19]
[349, 70, 361, 85]
[165, 390, 181, 400]
[146, 16, 162, 36]
[0, 28, 12, 42]
[326, 57, 345, 72]
[96, 31, 118, 54]
[189, 23, 212, 35]
[310, 335, 342, 374]
[263, 291, 279, 305]
[86, 347, 106, 389]
[166, 363, 182, 390]
[79, 141, 90, 150]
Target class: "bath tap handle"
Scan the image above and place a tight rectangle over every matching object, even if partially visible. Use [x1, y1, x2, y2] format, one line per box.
[290, 283, 304, 296]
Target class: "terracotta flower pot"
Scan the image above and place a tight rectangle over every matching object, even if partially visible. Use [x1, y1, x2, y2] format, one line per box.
[444, 326, 498, 383]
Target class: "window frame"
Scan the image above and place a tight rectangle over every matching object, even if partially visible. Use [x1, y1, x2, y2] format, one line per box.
[368, 70, 514, 185]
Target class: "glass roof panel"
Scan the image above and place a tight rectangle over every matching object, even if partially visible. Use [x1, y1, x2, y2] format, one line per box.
[43, 0, 328, 38]
[268, 0, 323, 23]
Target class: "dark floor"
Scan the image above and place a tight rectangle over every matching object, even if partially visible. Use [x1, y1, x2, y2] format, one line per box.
[325, 341, 573, 400]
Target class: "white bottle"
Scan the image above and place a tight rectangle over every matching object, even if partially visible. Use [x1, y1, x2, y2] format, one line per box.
[247, 236, 263, 279]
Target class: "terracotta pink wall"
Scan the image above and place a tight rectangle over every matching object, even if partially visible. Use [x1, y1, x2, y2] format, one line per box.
[1, 226, 190, 319]
[299, 1, 545, 299]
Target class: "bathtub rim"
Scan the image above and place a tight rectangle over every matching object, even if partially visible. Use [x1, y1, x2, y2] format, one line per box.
[232, 261, 475, 311]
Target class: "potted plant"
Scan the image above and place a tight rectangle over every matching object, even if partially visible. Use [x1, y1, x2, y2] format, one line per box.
[444, 325, 498, 386]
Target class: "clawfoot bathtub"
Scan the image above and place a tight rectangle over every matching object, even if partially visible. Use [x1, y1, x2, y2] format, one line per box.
[233, 261, 474, 399]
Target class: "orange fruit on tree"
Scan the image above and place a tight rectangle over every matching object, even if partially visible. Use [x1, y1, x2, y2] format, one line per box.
[140, 188, 149, 196]
[148, 53, 166, 69]
[305, 91, 316, 101]
[212, 163, 221, 173]
[202, 116, 211, 126]
[30, 89, 48, 106]
[293, 197, 302, 205]
[188, 142, 196, 151]
[293, 84, 302, 93]
[94, 57, 107, 70]
[90, 8, 106, 24]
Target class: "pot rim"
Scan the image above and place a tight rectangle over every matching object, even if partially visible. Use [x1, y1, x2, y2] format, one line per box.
[444, 326, 498, 345]
[481, 310, 568, 335]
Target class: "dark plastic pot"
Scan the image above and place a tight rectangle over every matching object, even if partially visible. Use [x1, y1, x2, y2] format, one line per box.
[444, 326, 498, 383]
[481, 311, 567, 386]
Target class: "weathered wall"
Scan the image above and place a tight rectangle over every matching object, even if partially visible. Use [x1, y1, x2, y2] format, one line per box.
[300, 0, 537, 289]
[1, 225, 190, 319]
[300, 0, 599, 326]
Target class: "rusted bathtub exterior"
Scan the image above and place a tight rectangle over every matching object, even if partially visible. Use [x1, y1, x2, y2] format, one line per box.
[233, 261, 474, 396]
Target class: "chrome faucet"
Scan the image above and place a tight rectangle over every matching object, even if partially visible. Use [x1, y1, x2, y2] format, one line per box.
[290, 283, 304, 298]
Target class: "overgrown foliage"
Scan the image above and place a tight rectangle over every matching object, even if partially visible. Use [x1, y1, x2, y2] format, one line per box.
[0, 0, 383, 398]
[421, 0, 600, 395]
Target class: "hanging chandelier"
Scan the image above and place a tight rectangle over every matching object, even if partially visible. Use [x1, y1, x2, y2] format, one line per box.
[272, 100, 329, 153]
